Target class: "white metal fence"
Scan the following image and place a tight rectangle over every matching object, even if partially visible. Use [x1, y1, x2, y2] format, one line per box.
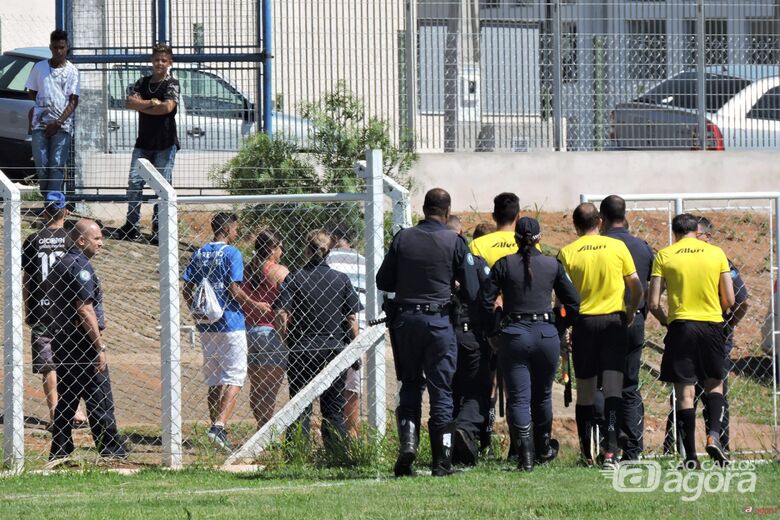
[0, 149, 408, 471]
[580, 192, 779, 458]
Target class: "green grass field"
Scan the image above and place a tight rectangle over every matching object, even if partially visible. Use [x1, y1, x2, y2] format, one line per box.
[2, 457, 779, 519]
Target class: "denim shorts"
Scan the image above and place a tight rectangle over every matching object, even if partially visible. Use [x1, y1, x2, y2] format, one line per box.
[247, 326, 288, 368]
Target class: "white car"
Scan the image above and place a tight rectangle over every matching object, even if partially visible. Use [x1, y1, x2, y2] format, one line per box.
[611, 66, 780, 150]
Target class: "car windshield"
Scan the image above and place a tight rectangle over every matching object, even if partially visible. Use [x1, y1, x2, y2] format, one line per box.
[635, 71, 752, 112]
[0, 55, 36, 94]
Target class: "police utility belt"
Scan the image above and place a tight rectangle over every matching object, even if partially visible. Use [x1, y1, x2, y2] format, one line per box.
[396, 302, 450, 314]
[508, 312, 555, 324]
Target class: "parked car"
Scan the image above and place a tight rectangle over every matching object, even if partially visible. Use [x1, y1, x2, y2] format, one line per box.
[0, 47, 310, 181]
[610, 66, 780, 150]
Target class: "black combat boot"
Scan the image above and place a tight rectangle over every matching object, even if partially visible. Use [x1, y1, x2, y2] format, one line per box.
[394, 412, 418, 477]
[453, 427, 478, 466]
[512, 424, 534, 472]
[430, 426, 456, 477]
[534, 421, 559, 465]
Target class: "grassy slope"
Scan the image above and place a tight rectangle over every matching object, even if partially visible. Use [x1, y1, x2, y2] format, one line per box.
[1, 460, 778, 519]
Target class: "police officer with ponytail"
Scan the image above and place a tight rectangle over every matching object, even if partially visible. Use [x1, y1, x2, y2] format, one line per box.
[482, 217, 579, 471]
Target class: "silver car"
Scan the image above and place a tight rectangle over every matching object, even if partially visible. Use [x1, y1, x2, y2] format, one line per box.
[610, 66, 780, 150]
[0, 47, 309, 179]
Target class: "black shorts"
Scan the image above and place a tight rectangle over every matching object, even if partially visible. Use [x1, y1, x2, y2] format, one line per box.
[31, 333, 56, 374]
[660, 320, 727, 384]
[571, 313, 628, 379]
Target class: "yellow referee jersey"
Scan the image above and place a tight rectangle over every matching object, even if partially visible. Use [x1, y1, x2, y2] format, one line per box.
[557, 234, 636, 315]
[469, 230, 517, 268]
[469, 230, 543, 268]
[651, 237, 729, 323]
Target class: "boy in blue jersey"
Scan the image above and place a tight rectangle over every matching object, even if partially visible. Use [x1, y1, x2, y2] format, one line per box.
[184, 212, 268, 450]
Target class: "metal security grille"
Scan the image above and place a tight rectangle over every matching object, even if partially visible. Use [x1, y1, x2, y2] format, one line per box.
[579, 193, 780, 458]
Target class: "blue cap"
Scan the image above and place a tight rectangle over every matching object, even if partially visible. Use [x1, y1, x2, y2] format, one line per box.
[44, 191, 67, 210]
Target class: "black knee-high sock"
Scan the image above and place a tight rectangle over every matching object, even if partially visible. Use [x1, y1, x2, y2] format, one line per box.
[604, 397, 622, 454]
[677, 408, 698, 461]
[575, 404, 595, 458]
[704, 393, 726, 438]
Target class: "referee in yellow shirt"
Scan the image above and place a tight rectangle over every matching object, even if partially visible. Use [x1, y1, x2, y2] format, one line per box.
[649, 213, 735, 467]
[470, 192, 521, 267]
[558, 203, 643, 467]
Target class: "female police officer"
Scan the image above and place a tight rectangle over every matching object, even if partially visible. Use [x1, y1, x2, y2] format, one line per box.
[482, 217, 579, 471]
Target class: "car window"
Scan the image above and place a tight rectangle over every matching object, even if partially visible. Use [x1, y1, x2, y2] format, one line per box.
[176, 69, 245, 119]
[636, 71, 752, 112]
[747, 86, 780, 121]
[0, 55, 35, 94]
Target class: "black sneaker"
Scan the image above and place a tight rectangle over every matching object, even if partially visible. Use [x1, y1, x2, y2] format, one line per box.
[706, 435, 729, 465]
[113, 223, 141, 241]
[208, 425, 231, 452]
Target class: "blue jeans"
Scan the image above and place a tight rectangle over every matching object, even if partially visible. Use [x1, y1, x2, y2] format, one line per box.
[31, 129, 71, 197]
[126, 146, 176, 230]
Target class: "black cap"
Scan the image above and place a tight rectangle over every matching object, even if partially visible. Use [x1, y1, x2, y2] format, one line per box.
[516, 217, 541, 242]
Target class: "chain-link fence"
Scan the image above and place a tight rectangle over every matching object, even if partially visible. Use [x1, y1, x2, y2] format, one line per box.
[579, 193, 779, 459]
[0, 150, 405, 470]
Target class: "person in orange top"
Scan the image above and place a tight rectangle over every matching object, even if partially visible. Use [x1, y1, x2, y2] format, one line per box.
[242, 229, 289, 428]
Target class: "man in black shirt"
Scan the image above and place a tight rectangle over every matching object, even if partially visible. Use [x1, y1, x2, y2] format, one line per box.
[599, 195, 655, 461]
[22, 191, 87, 428]
[116, 43, 180, 243]
[274, 230, 361, 448]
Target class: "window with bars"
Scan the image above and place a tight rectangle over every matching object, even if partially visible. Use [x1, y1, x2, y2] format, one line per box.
[627, 20, 667, 80]
[561, 22, 578, 83]
[748, 19, 778, 65]
[685, 19, 728, 67]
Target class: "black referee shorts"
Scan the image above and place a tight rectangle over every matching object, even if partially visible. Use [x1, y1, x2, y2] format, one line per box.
[571, 313, 628, 379]
[660, 320, 727, 385]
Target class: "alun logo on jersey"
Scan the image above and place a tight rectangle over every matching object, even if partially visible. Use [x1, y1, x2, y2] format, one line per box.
[675, 248, 704, 254]
[577, 244, 606, 252]
[492, 241, 515, 248]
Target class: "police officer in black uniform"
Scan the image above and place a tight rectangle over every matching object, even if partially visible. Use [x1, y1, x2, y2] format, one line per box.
[377, 188, 479, 477]
[482, 217, 580, 470]
[45, 219, 127, 460]
[599, 196, 654, 461]
[446, 216, 492, 466]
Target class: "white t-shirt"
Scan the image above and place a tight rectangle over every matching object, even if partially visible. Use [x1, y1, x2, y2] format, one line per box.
[25, 60, 80, 134]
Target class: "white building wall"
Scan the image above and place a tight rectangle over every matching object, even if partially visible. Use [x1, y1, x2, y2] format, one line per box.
[0, 0, 54, 52]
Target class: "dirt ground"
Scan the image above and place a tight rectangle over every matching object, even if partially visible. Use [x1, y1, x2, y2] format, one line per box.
[2, 207, 777, 467]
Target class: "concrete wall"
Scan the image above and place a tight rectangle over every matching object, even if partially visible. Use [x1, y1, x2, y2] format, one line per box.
[408, 151, 780, 212]
[0, 1, 53, 51]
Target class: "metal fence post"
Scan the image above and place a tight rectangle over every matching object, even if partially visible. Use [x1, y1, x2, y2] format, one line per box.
[551, 0, 563, 151]
[261, 0, 273, 135]
[696, 0, 707, 150]
[404, 0, 417, 150]
[383, 175, 412, 234]
[365, 149, 387, 434]
[0, 172, 24, 472]
[774, 196, 780, 453]
[137, 159, 182, 468]
[157, 0, 170, 44]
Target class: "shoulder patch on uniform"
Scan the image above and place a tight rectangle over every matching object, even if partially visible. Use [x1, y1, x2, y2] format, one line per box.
[78, 269, 92, 282]
[730, 269, 738, 279]
[466, 253, 475, 266]
[483, 265, 491, 276]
